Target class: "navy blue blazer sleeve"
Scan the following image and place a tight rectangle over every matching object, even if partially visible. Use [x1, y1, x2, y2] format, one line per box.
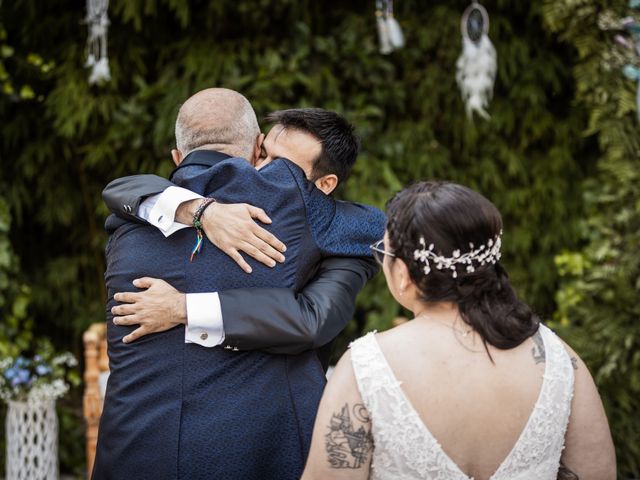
[102, 160, 381, 355]
[102, 174, 176, 224]
[281, 160, 386, 258]
[219, 256, 378, 355]
[316, 200, 386, 257]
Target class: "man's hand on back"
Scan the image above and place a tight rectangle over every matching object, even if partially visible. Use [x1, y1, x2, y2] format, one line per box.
[176, 200, 287, 274]
[112, 277, 186, 343]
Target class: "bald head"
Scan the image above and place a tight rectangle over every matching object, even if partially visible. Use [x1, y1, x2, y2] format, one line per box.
[175, 88, 260, 159]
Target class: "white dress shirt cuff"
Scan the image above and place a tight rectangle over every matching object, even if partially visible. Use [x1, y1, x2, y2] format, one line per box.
[184, 292, 225, 347]
[141, 186, 203, 237]
[138, 193, 161, 223]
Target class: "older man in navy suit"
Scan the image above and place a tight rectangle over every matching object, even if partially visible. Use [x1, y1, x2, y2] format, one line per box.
[94, 89, 385, 480]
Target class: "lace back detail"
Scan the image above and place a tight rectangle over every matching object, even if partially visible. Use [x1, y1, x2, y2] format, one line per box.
[350, 332, 469, 480]
[349, 326, 574, 480]
[491, 324, 575, 479]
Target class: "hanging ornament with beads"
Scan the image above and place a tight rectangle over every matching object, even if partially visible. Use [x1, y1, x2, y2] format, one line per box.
[85, 0, 111, 84]
[599, 1, 640, 121]
[375, 0, 405, 55]
[456, 1, 497, 119]
[620, 1, 640, 120]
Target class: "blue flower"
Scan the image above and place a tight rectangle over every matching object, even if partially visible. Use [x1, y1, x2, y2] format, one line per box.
[15, 357, 28, 367]
[18, 368, 30, 380]
[35, 364, 52, 376]
[5, 367, 17, 380]
[11, 368, 31, 387]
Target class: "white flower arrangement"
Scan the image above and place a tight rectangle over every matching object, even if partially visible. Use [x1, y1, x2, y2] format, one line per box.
[0, 350, 79, 403]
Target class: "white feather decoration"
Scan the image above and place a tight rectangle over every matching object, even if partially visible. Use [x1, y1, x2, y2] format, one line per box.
[85, 53, 96, 68]
[89, 57, 111, 84]
[86, 0, 111, 84]
[375, 0, 404, 54]
[456, 35, 497, 119]
[386, 15, 405, 49]
[377, 14, 393, 54]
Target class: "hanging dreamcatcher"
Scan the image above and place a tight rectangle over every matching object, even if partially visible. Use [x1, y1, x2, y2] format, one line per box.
[85, 0, 111, 84]
[599, 1, 640, 121]
[456, 1, 497, 119]
[620, 3, 640, 120]
[375, 0, 405, 54]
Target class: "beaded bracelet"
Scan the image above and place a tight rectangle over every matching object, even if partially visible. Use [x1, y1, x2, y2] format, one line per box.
[190, 197, 216, 262]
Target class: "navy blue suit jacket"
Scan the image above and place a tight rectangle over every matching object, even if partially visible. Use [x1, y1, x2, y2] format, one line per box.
[93, 150, 385, 480]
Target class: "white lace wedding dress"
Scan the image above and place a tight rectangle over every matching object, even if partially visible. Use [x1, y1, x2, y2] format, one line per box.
[350, 324, 574, 480]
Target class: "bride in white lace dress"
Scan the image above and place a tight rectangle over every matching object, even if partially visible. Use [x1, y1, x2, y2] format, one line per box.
[302, 182, 615, 480]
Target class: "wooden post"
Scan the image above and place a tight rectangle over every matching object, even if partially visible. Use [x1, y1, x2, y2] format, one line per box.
[83, 323, 107, 478]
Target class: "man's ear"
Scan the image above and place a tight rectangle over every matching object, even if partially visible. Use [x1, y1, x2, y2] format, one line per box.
[171, 149, 183, 166]
[314, 174, 338, 195]
[251, 133, 265, 166]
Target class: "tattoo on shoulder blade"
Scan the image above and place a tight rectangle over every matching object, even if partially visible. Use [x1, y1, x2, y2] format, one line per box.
[531, 331, 546, 365]
[570, 356, 578, 371]
[325, 403, 374, 469]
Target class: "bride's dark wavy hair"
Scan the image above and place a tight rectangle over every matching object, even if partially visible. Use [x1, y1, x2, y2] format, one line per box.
[386, 181, 539, 352]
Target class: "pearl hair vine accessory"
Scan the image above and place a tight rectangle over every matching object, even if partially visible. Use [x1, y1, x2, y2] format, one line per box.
[413, 230, 503, 279]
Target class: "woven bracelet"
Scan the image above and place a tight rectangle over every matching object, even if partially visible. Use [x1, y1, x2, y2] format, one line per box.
[190, 197, 216, 262]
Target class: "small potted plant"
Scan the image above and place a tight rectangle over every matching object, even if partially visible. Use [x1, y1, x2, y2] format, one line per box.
[0, 339, 79, 480]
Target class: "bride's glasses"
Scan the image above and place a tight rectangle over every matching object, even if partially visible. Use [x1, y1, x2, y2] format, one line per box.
[370, 239, 395, 265]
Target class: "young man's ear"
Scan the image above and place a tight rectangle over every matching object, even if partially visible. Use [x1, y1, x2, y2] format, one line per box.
[314, 174, 339, 195]
[251, 133, 266, 166]
[171, 149, 183, 166]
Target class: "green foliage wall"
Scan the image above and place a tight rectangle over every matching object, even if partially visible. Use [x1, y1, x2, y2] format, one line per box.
[3, 0, 633, 474]
[0, 196, 32, 356]
[1, 0, 587, 339]
[544, 1, 640, 476]
[0, 196, 33, 474]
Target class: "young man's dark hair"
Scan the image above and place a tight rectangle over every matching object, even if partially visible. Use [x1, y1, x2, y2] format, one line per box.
[265, 108, 360, 183]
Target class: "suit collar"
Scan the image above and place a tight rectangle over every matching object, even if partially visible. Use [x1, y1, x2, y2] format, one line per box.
[169, 150, 232, 181]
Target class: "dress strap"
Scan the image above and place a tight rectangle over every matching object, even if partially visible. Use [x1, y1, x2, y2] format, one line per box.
[492, 324, 575, 479]
[350, 332, 398, 409]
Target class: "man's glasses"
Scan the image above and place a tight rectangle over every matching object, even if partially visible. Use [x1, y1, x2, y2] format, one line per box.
[370, 239, 395, 265]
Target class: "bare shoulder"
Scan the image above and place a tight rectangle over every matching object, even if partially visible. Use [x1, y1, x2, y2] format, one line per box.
[552, 331, 617, 479]
[556, 333, 582, 372]
[328, 349, 356, 388]
[326, 346, 367, 400]
[321, 350, 367, 432]
[302, 345, 373, 479]
[374, 322, 422, 351]
[528, 325, 582, 371]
